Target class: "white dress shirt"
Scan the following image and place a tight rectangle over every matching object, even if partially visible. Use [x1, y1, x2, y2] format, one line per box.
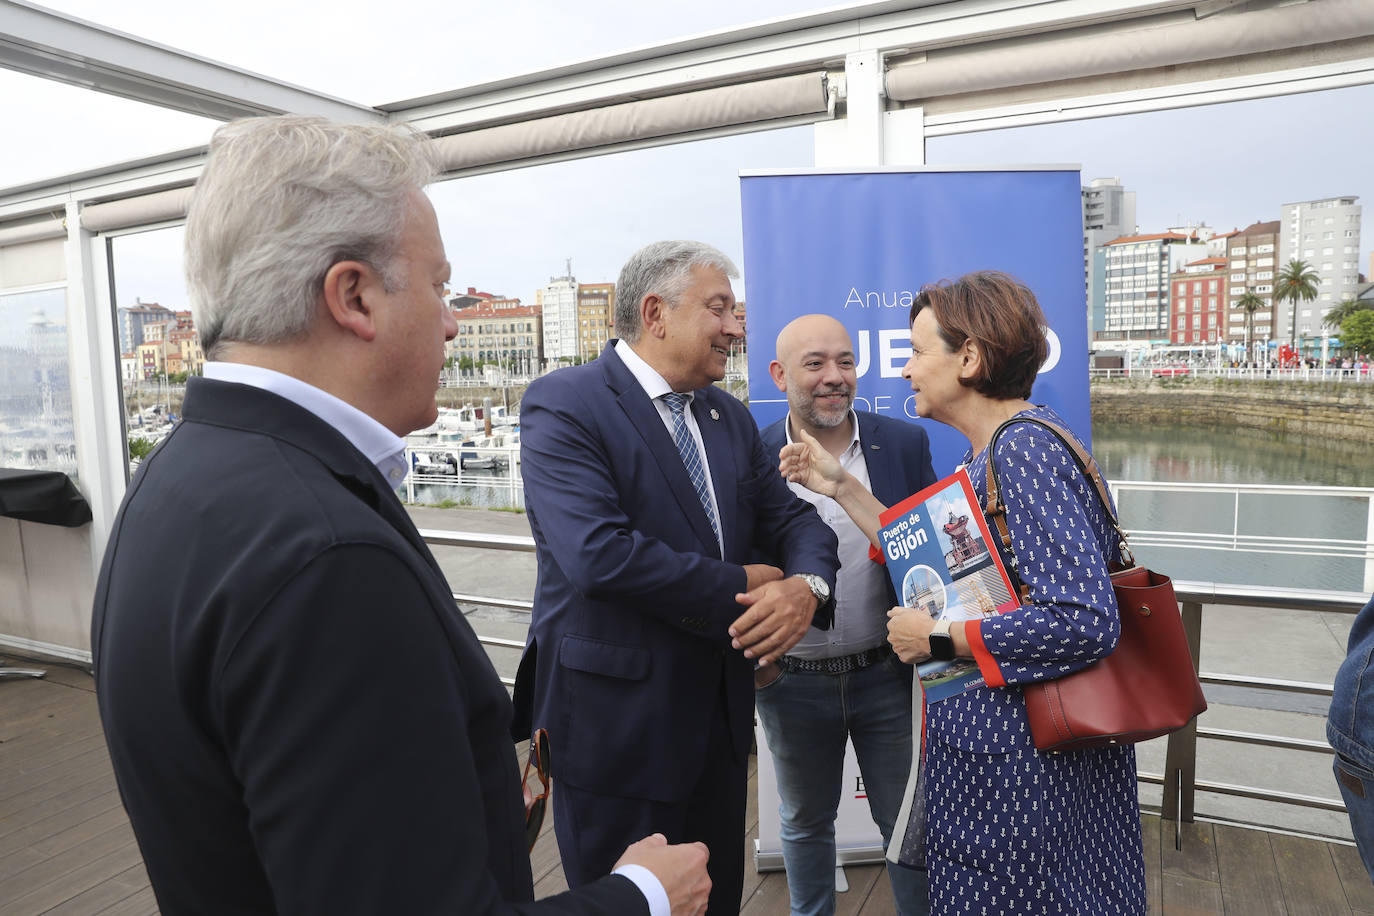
[781, 412, 891, 659]
[614, 339, 724, 557]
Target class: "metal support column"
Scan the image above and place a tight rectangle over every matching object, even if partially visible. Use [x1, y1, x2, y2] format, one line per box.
[64, 203, 128, 585]
[815, 49, 884, 166]
[1162, 598, 1204, 849]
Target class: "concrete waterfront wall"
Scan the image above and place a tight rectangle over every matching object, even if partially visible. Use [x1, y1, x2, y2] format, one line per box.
[1090, 377, 1374, 443]
[437, 377, 1374, 443]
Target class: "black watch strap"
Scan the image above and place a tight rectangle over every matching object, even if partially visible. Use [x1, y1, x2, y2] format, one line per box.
[929, 619, 956, 661]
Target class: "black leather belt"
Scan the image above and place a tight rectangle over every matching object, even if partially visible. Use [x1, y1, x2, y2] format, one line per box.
[777, 644, 893, 675]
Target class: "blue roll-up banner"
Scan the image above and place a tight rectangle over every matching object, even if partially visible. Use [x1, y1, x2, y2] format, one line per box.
[741, 167, 1091, 474]
[741, 167, 1090, 873]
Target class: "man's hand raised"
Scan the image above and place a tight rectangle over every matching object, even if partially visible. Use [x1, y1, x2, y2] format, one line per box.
[614, 834, 711, 916]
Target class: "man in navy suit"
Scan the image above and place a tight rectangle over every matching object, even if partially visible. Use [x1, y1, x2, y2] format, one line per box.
[756, 315, 936, 916]
[518, 241, 841, 914]
[92, 116, 709, 916]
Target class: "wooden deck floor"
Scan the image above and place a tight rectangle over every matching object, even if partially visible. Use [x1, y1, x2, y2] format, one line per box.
[4, 661, 1372, 915]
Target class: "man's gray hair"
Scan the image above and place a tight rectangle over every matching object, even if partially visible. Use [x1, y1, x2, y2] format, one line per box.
[613, 240, 739, 343]
[185, 115, 440, 357]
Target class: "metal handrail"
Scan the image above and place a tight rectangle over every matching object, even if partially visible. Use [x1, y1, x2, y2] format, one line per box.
[1090, 367, 1374, 382]
[1131, 533, 1373, 561]
[1173, 580, 1364, 612]
[1114, 481, 1374, 498]
[420, 530, 535, 552]
[423, 531, 1368, 841]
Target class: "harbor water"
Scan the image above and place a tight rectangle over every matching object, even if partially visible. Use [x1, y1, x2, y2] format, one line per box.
[402, 418, 1372, 593]
[1093, 421, 1371, 593]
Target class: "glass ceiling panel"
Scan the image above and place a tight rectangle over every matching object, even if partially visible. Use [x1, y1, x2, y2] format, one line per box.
[3, 0, 837, 189]
[0, 68, 219, 190]
[104, 125, 815, 319]
[29, 0, 847, 105]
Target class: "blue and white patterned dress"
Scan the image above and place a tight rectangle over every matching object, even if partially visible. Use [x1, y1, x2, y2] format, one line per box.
[924, 405, 1146, 915]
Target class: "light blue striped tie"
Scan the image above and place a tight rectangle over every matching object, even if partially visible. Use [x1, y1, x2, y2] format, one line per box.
[663, 393, 721, 548]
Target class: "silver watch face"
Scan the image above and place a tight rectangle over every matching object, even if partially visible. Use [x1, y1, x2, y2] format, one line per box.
[800, 574, 829, 602]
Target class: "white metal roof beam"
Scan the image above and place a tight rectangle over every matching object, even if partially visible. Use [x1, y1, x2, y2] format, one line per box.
[387, 0, 1202, 134]
[0, 0, 383, 123]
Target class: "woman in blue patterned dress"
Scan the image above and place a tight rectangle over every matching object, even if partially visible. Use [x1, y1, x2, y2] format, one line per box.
[780, 271, 1146, 915]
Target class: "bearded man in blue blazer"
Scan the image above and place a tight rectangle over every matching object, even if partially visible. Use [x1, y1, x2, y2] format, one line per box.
[756, 314, 937, 916]
[92, 117, 710, 916]
[518, 241, 841, 914]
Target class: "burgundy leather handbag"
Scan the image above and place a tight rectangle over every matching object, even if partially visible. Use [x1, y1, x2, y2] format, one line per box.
[985, 417, 1207, 753]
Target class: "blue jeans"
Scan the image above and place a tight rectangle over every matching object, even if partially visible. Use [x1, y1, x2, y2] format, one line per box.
[1335, 752, 1374, 883]
[755, 655, 930, 916]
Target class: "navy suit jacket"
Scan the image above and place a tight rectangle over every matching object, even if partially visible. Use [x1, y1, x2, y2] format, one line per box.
[759, 410, 938, 608]
[92, 378, 644, 915]
[517, 342, 839, 803]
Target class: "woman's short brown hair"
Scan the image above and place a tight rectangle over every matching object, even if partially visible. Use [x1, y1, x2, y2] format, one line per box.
[909, 271, 1049, 400]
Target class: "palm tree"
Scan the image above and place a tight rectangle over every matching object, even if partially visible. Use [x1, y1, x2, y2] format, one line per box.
[1273, 259, 1320, 354]
[1323, 297, 1372, 330]
[1234, 288, 1265, 364]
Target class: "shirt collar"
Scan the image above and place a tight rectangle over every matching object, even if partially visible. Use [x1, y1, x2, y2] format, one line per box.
[784, 409, 861, 457]
[203, 362, 409, 485]
[614, 338, 686, 403]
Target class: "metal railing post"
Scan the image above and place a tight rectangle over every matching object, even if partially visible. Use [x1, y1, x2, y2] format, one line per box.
[1162, 598, 1204, 846]
[1365, 494, 1374, 594]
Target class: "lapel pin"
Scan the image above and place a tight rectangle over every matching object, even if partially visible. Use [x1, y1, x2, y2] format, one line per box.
[710, 409, 719, 420]
[870, 444, 881, 449]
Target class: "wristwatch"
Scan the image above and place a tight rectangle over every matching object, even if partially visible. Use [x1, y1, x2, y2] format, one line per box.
[928, 619, 956, 661]
[791, 573, 831, 610]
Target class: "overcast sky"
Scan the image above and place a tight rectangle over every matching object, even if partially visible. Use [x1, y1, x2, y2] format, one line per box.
[5, 0, 1372, 313]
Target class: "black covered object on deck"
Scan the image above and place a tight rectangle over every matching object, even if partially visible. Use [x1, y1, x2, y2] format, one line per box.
[0, 468, 92, 527]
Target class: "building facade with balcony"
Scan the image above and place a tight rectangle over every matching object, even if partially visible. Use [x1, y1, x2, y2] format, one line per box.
[1225, 220, 1281, 346]
[541, 273, 579, 366]
[1094, 231, 1207, 343]
[1277, 196, 1362, 347]
[576, 282, 614, 361]
[116, 301, 172, 356]
[1169, 257, 1229, 345]
[1082, 177, 1136, 335]
[451, 301, 543, 375]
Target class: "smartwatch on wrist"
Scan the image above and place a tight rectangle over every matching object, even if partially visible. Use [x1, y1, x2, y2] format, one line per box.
[929, 618, 956, 661]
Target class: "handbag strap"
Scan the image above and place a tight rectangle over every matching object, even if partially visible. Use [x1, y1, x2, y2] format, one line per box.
[983, 415, 1134, 601]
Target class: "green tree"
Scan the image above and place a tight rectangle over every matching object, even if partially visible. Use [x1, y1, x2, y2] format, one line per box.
[1341, 310, 1374, 355]
[1323, 297, 1373, 330]
[1233, 288, 1265, 361]
[1272, 259, 1320, 353]
[128, 436, 157, 462]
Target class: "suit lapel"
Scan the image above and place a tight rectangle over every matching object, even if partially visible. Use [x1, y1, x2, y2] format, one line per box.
[859, 412, 897, 506]
[602, 348, 720, 554]
[366, 480, 449, 579]
[184, 378, 448, 583]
